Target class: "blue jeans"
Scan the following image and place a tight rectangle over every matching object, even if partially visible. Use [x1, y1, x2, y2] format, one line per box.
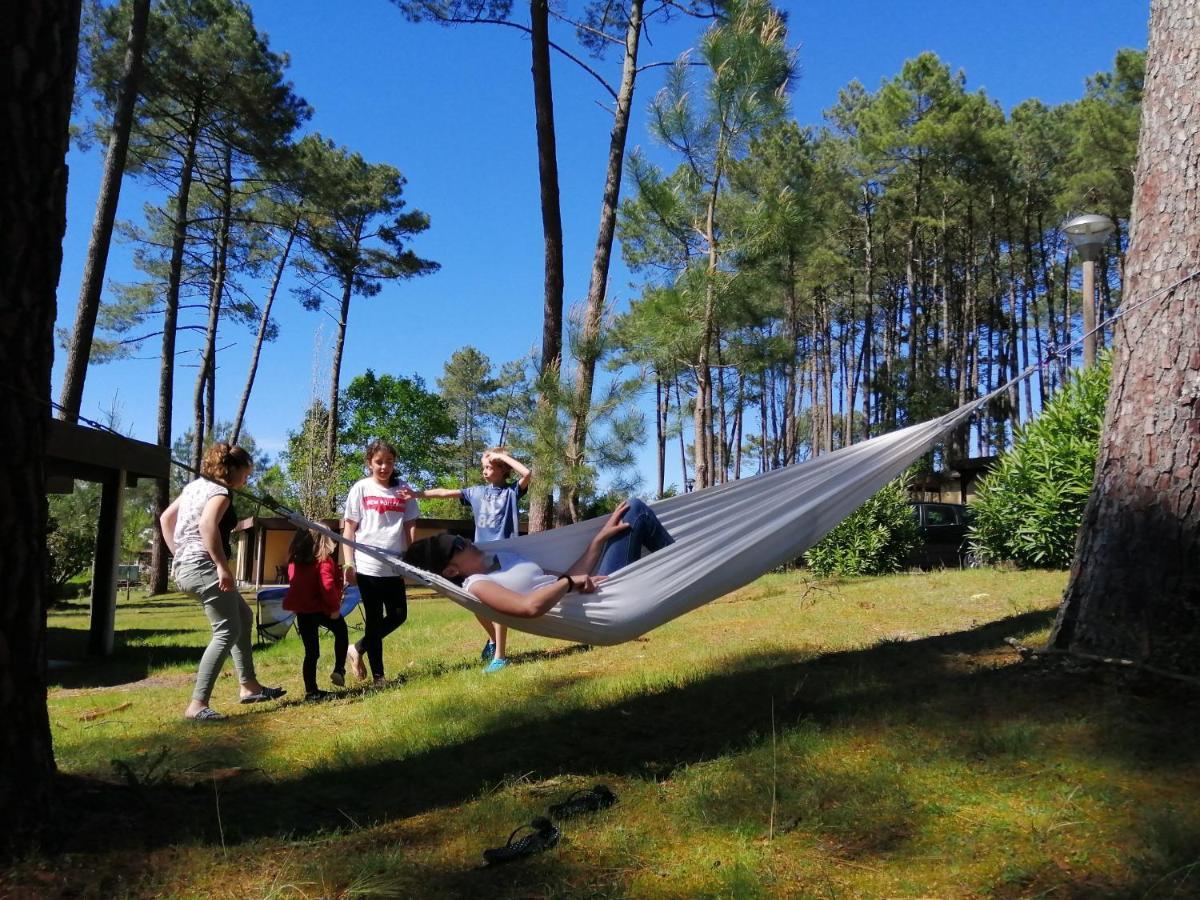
[596, 498, 674, 576]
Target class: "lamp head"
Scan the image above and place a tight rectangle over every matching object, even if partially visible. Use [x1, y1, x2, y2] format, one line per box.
[1064, 213, 1116, 262]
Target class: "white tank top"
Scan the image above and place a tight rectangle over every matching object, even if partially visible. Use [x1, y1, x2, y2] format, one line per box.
[463, 551, 559, 596]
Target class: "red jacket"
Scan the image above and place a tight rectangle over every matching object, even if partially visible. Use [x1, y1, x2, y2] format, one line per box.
[283, 558, 343, 616]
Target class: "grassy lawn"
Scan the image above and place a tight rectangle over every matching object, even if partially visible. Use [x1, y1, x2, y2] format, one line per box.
[7, 568, 1200, 898]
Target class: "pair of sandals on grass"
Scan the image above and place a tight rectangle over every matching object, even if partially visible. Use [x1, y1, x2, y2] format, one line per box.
[187, 685, 287, 721]
[483, 784, 618, 865]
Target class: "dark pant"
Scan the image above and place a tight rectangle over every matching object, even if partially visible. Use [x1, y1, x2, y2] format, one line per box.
[296, 612, 348, 694]
[596, 498, 675, 576]
[354, 573, 408, 678]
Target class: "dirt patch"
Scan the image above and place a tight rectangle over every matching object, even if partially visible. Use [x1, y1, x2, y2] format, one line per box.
[54, 672, 194, 698]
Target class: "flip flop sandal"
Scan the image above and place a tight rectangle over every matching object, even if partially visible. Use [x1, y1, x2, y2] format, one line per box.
[186, 707, 226, 721]
[240, 686, 287, 704]
[548, 784, 617, 819]
[482, 817, 560, 866]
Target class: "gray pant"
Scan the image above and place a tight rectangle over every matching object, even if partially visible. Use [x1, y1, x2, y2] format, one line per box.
[174, 556, 256, 703]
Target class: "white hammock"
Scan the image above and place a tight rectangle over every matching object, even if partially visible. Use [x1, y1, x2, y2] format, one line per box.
[295, 393, 990, 646]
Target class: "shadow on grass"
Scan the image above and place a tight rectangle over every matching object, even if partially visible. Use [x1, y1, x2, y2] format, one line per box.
[46, 626, 208, 689]
[116, 597, 198, 611]
[40, 606, 1200, 895]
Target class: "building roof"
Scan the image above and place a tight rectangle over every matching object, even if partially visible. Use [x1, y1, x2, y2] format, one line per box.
[45, 418, 171, 491]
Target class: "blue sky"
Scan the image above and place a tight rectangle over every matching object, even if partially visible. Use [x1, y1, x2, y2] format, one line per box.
[54, 0, 1148, 491]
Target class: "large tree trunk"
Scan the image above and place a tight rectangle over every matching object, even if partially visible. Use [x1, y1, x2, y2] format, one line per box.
[562, 0, 644, 521]
[150, 106, 202, 595]
[0, 0, 81, 852]
[1050, 0, 1200, 677]
[58, 0, 150, 423]
[528, 0, 564, 532]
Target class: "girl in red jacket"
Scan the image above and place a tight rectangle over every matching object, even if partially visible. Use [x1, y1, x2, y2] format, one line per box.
[284, 528, 348, 701]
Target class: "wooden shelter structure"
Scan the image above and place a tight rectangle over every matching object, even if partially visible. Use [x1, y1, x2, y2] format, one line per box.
[45, 418, 170, 656]
[909, 456, 998, 505]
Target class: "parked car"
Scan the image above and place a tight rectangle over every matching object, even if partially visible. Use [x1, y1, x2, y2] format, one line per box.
[908, 501, 974, 568]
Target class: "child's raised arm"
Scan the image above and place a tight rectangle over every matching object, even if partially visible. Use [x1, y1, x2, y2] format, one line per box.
[487, 450, 532, 491]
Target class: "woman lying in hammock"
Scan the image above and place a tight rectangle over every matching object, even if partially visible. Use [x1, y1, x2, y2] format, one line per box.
[404, 498, 674, 618]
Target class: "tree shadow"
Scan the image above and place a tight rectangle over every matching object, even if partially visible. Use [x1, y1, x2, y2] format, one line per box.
[116, 597, 197, 611]
[40, 604, 1200, 895]
[46, 626, 208, 689]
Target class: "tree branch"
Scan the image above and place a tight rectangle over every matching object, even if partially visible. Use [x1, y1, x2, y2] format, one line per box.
[425, 13, 618, 100]
[548, 9, 625, 47]
[636, 59, 706, 75]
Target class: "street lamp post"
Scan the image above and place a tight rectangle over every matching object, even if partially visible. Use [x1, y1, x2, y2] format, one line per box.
[1064, 213, 1116, 368]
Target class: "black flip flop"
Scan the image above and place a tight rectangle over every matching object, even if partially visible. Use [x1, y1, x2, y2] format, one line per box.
[482, 817, 560, 865]
[548, 784, 617, 819]
[240, 686, 287, 704]
[185, 707, 226, 722]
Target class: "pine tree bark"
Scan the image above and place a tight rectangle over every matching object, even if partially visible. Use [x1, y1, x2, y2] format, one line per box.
[58, 0, 150, 423]
[150, 106, 202, 595]
[528, 0, 564, 532]
[563, 0, 644, 521]
[0, 0, 81, 852]
[1050, 0, 1200, 676]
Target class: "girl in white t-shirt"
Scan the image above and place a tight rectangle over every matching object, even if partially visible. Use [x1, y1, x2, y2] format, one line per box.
[341, 439, 420, 685]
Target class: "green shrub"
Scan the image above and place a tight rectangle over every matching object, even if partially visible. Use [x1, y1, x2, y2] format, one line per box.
[969, 358, 1111, 568]
[47, 486, 100, 597]
[805, 476, 920, 577]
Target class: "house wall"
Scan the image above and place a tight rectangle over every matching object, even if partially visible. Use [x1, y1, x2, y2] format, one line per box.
[265, 529, 294, 583]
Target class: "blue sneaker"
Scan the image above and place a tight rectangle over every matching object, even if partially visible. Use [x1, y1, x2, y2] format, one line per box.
[484, 657, 509, 674]
[481, 639, 496, 662]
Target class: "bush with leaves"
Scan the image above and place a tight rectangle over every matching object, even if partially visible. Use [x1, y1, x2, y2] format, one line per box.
[969, 358, 1111, 568]
[804, 475, 920, 577]
[47, 485, 101, 597]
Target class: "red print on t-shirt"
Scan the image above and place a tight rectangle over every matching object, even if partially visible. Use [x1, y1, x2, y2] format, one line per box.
[363, 495, 407, 513]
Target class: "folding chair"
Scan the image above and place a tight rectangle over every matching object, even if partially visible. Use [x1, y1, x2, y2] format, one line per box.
[340, 585, 366, 633]
[255, 586, 295, 644]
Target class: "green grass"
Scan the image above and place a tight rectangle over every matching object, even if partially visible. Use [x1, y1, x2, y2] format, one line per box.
[7, 568, 1200, 898]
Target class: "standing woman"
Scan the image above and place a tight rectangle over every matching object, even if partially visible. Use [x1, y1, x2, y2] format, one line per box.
[342, 439, 420, 686]
[161, 443, 286, 721]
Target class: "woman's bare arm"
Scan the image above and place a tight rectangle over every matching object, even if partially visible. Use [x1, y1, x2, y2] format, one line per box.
[468, 576, 575, 618]
[159, 498, 181, 555]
